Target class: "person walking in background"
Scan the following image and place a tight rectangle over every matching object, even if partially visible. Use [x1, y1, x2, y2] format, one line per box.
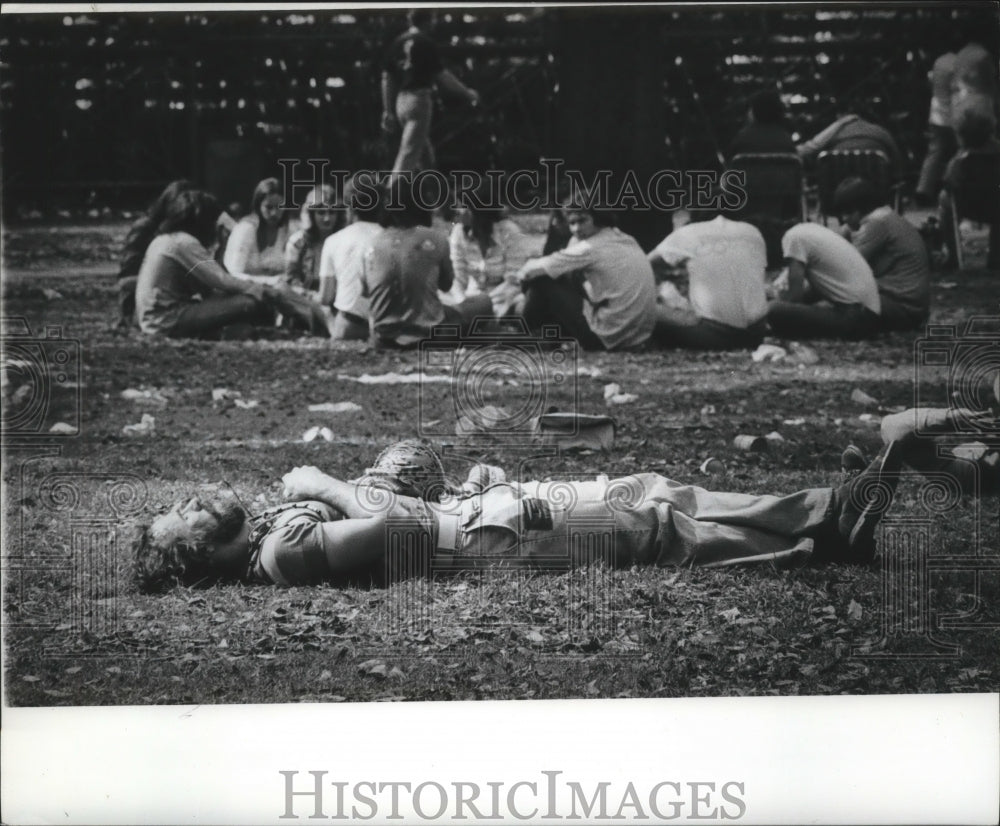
[316, 172, 383, 341]
[224, 177, 296, 282]
[833, 176, 930, 331]
[915, 51, 959, 206]
[380, 9, 480, 177]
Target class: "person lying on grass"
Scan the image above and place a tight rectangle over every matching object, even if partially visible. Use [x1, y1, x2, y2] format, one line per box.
[133, 440, 904, 592]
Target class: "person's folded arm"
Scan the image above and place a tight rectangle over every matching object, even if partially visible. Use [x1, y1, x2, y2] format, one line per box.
[282, 465, 416, 520]
[513, 241, 595, 284]
[174, 236, 265, 300]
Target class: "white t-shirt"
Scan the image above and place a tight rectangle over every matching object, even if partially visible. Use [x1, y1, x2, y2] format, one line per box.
[652, 216, 769, 329]
[782, 223, 881, 314]
[318, 220, 382, 317]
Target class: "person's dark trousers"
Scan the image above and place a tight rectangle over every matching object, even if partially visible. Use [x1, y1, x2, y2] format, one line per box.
[522, 275, 605, 351]
[767, 301, 880, 340]
[651, 317, 767, 350]
[916, 125, 958, 203]
[166, 295, 269, 339]
[877, 293, 929, 332]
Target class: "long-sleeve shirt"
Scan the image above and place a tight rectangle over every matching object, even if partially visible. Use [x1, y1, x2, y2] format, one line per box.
[134, 231, 265, 334]
[448, 218, 539, 316]
[525, 227, 658, 350]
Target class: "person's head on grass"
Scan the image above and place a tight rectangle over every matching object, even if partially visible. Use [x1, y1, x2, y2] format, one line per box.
[133, 493, 251, 592]
[832, 176, 885, 231]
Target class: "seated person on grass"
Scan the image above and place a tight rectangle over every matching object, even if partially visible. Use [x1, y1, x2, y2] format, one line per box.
[134, 189, 293, 339]
[317, 172, 383, 341]
[132, 439, 904, 591]
[833, 176, 931, 332]
[647, 209, 769, 350]
[766, 222, 882, 341]
[363, 176, 491, 348]
[223, 177, 297, 284]
[284, 183, 343, 292]
[511, 197, 658, 351]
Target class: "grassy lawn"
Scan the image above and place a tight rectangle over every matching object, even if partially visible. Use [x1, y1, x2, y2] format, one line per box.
[2, 219, 999, 706]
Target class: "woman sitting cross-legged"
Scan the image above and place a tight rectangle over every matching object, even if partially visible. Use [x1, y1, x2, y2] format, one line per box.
[134, 189, 295, 339]
[446, 184, 538, 318]
[223, 177, 296, 284]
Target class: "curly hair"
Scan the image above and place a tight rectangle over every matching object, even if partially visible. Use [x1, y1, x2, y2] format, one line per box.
[350, 438, 455, 501]
[131, 524, 215, 593]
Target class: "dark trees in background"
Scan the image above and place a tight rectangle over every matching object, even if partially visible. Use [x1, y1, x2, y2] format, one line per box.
[550, 8, 670, 250]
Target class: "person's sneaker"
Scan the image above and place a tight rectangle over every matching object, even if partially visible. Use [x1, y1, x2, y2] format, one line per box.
[840, 444, 868, 481]
[832, 440, 905, 562]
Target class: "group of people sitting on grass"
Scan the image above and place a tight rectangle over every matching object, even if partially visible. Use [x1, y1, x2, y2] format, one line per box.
[116, 167, 941, 350]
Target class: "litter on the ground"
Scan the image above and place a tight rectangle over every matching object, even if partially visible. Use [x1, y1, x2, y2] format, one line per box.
[850, 388, 879, 406]
[308, 401, 363, 413]
[338, 372, 452, 385]
[604, 383, 638, 404]
[302, 426, 335, 442]
[120, 388, 169, 406]
[699, 457, 725, 474]
[752, 343, 787, 363]
[122, 413, 155, 437]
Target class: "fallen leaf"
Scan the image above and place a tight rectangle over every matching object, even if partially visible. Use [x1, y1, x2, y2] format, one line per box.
[847, 600, 863, 621]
